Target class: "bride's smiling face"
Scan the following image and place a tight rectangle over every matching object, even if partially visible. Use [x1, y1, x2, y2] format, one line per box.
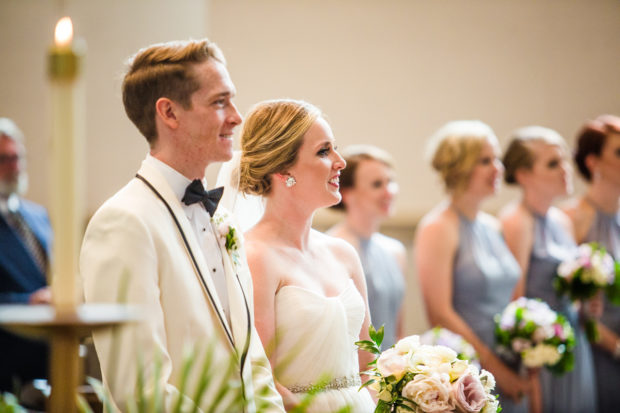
[287, 117, 346, 208]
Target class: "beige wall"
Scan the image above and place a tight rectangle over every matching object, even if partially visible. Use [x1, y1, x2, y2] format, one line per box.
[2, 0, 620, 334]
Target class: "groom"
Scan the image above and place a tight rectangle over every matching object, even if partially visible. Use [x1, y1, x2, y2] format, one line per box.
[80, 39, 284, 412]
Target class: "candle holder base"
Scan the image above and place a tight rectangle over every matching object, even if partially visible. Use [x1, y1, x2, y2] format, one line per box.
[0, 303, 139, 413]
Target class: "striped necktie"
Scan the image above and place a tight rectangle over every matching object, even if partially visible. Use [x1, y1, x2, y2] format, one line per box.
[6, 210, 48, 275]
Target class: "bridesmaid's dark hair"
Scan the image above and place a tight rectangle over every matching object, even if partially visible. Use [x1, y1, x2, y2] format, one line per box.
[574, 115, 620, 181]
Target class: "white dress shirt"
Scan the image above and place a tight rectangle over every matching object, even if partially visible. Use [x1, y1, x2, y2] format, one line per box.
[143, 155, 230, 323]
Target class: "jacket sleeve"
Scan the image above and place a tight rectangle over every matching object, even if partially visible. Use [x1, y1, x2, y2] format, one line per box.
[80, 205, 203, 413]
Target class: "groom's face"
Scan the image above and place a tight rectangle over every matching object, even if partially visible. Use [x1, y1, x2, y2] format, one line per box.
[175, 60, 243, 165]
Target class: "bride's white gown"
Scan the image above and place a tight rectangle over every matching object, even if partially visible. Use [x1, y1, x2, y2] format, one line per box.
[274, 280, 375, 412]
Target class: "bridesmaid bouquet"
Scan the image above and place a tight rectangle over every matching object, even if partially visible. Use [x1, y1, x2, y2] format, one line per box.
[494, 297, 575, 375]
[419, 327, 480, 369]
[357, 326, 500, 413]
[554, 242, 620, 340]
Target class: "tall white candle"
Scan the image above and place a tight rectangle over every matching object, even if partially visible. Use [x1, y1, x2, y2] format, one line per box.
[49, 17, 85, 314]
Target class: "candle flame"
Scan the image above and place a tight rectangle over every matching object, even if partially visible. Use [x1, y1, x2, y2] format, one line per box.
[54, 17, 73, 47]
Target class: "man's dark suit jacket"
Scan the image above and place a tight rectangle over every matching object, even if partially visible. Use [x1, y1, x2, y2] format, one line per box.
[0, 198, 52, 391]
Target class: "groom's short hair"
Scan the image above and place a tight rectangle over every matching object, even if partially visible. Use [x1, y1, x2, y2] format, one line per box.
[122, 39, 226, 144]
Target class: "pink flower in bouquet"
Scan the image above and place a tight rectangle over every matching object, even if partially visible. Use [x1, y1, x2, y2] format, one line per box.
[401, 373, 455, 413]
[377, 348, 408, 380]
[451, 372, 487, 413]
[553, 323, 565, 341]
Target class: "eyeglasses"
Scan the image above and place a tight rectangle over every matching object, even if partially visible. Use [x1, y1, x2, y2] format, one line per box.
[0, 154, 21, 165]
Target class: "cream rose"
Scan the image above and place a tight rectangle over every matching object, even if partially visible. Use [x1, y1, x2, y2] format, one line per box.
[409, 345, 457, 375]
[377, 348, 408, 380]
[395, 335, 421, 355]
[450, 372, 487, 412]
[522, 343, 561, 367]
[401, 373, 454, 412]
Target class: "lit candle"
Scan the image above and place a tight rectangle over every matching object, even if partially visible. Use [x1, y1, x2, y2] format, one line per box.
[48, 17, 86, 314]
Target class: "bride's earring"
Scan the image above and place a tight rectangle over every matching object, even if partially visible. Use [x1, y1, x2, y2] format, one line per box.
[286, 176, 297, 187]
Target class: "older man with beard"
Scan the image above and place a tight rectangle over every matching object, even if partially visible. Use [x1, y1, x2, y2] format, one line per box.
[0, 117, 52, 392]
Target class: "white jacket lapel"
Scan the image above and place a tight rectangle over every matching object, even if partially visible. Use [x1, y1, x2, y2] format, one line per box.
[135, 162, 235, 347]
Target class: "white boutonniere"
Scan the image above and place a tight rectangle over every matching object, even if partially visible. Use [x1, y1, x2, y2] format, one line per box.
[212, 211, 241, 269]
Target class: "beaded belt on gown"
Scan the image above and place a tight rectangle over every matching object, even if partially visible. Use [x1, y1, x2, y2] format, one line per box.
[286, 374, 362, 393]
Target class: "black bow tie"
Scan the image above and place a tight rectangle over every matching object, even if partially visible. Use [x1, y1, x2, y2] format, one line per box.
[182, 180, 224, 217]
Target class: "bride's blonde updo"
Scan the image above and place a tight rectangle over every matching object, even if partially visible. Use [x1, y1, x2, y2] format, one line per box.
[426, 120, 498, 194]
[238, 99, 321, 196]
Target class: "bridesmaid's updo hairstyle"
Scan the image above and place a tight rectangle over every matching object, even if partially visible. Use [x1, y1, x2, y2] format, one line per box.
[503, 126, 565, 185]
[238, 99, 321, 196]
[427, 120, 497, 195]
[574, 115, 620, 181]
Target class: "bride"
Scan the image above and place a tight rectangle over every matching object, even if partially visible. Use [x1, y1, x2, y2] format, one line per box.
[219, 99, 376, 412]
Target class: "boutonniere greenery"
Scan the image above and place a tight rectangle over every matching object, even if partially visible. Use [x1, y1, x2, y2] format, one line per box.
[212, 211, 241, 269]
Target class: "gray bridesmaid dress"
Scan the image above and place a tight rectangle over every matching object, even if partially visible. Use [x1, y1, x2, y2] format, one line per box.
[525, 212, 597, 413]
[452, 213, 527, 413]
[358, 233, 405, 349]
[584, 207, 620, 413]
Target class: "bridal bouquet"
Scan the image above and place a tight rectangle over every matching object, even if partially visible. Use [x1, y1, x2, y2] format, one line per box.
[494, 297, 575, 374]
[419, 327, 480, 369]
[554, 242, 620, 340]
[357, 326, 500, 413]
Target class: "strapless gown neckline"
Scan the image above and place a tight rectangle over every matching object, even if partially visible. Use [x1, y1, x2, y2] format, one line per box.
[274, 279, 375, 412]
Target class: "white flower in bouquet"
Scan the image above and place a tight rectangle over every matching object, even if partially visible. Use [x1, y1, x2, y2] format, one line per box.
[495, 297, 575, 374]
[420, 327, 480, 368]
[377, 348, 408, 380]
[394, 334, 421, 354]
[554, 242, 620, 342]
[401, 373, 455, 413]
[522, 344, 562, 368]
[357, 328, 501, 413]
[478, 369, 496, 392]
[481, 396, 500, 413]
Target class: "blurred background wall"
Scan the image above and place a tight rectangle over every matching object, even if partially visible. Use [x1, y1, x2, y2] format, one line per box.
[1, 0, 619, 333]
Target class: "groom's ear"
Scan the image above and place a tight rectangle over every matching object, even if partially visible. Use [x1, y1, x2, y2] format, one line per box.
[155, 97, 180, 130]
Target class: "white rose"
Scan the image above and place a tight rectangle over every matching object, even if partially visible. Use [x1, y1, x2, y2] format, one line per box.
[377, 348, 408, 380]
[402, 373, 454, 412]
[395, 335, 421, 355]
[409, 345, 456, 375]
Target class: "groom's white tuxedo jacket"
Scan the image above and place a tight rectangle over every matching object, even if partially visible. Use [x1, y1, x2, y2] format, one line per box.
[80, 159, 283, 412]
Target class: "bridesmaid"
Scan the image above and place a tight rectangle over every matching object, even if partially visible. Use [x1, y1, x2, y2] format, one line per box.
[415, 120, 530, 413]
[328, 145, 406, 349]
[563, 115, 620, 413]
[500, 126, 597, 413]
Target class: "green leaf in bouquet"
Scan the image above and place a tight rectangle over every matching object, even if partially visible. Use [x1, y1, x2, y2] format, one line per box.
[374, 400, 392, 413]
[585, 319, 600, 343]
[355, 339, 382, 355]
[515, 307, 523, 324]
[369, 325, 385, 348]
[548, 349, 574, 376]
